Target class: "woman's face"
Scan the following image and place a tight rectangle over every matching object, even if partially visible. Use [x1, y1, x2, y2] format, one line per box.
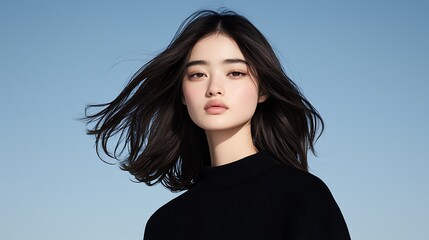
[182, 34, 266, 131]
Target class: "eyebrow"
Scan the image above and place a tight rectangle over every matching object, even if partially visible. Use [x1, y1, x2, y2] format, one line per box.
[186, 58, 248, 68]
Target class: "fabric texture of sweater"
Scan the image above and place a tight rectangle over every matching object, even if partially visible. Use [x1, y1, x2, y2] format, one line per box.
[143, 150, 351, 240]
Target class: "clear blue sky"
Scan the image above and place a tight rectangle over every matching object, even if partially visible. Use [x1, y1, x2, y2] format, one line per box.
[1, 1, 428, 239]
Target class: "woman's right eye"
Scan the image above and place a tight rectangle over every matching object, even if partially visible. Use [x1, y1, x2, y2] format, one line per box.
[188, 72, 206, 79]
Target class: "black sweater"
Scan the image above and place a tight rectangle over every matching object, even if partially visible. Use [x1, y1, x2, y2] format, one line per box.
[143, 151, 351, 239]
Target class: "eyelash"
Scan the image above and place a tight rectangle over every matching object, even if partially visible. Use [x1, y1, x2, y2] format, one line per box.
[188, 72, 207, 79]
[188, 71, 246, 79]
[228, 71, 246, 78]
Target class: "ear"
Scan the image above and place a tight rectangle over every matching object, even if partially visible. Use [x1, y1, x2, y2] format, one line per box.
[182, 96, 187, 105]
[258, 94, 268, 103]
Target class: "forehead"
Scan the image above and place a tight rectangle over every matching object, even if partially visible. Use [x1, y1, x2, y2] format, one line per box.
[188, 34, 245, 61]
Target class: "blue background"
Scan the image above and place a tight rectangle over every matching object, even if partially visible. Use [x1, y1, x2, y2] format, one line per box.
[1, 0, 428, 239]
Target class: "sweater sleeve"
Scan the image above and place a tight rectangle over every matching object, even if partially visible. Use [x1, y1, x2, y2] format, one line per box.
[286, 174, 351, 240]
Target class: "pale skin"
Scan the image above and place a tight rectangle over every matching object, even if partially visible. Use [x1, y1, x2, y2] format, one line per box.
[182, 33, 267, 167]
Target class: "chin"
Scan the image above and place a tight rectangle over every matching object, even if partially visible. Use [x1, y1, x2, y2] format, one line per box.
[199, 122, 252, 132]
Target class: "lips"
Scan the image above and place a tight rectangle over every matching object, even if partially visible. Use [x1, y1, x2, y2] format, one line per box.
[204, 100, 228, 114]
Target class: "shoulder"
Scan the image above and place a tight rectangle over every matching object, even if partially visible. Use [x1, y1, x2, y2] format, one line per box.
[146, 186, 197, 222]
[143, 186, 201, 238]
[275, 164, 341, 212]
[267, 157, 341, 213]
[263, 154, 334, 199]
[284, 166, 331, 193]
[265, 154, 351, 239]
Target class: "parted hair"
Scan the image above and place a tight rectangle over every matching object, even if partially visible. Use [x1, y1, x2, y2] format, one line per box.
[83, 9, 324, 191]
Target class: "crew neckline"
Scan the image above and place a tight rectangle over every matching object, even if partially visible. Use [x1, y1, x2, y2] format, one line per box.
[200, 150, 280, 191]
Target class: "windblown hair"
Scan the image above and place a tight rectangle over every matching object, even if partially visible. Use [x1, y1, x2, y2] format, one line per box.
[83, 9, 324, 191]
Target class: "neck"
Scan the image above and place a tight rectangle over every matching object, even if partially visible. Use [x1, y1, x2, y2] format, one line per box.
[205, 121, 258, 167]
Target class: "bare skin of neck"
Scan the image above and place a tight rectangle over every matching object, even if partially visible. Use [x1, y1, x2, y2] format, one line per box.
[205, 121, 258, 167]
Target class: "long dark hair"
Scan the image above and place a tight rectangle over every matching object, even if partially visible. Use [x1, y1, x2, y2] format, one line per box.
[83, 9, 324, 191]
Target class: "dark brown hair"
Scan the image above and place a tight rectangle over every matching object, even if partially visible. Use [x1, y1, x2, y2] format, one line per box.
[83, 9, 324, 191]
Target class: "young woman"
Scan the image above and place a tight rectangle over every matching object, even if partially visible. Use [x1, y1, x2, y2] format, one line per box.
[84, 9, 351, 240]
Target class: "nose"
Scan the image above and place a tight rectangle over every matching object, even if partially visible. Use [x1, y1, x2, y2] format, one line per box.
[207, 88, 224, 97]
[206, 75, 224, 97]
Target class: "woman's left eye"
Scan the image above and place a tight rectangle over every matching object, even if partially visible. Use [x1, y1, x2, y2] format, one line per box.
[228, 71, 246, 78]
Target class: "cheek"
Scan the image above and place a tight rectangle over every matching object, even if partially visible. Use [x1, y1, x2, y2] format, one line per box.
[182, 83, 203, 114]
[233, 82, 260, 107]
[183, 85, 197, 104]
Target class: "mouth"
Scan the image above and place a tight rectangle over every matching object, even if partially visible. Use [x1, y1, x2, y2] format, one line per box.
[204, 100, 228, 114]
